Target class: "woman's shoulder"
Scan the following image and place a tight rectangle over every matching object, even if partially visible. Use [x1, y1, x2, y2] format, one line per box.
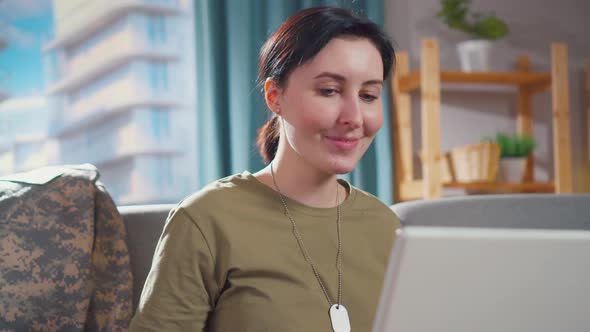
[177, 172, 257, 211]
[347, 183, 400, 224]
[346, 182, 389, 210]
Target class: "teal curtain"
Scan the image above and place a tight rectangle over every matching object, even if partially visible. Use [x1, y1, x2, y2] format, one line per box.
[194, 0, 394, 204]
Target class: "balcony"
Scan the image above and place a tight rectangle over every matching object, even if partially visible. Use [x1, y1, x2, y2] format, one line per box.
[47, 28, 179, 95]
[98, 155, 182, 205]
[60, 119, 183, 167]
[118, 171, 180, 205]
[13, 139, 59, 173]
[44, 0, 181, 51]
[58, 76, 181, 136]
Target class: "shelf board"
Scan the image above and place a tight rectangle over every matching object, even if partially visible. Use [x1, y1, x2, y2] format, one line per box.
[441, 83, 517, 94]
[399, 180, 555, 201]
[398, 71, 551, 93]
[443, 181, 555, 193]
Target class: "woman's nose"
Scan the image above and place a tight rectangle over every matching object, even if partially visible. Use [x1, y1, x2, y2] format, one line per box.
[338, 95, 363, 128]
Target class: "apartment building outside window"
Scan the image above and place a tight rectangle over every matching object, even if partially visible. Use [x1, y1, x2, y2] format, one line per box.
[2, 0, 197, 204]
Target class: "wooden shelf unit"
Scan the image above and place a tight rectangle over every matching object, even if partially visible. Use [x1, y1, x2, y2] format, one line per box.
[587, 60, 590, 160]
[391, 38, 573, 202]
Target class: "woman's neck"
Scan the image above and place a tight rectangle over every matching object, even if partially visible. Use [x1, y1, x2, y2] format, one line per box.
[254, 149, 345, 209]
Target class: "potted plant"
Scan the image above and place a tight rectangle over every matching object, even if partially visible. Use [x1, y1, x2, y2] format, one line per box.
[483, 133, 536, 183]
[437, 0, 509, 72]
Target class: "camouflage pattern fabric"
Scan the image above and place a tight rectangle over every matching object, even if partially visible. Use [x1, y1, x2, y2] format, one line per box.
[0, 164, 133, 331]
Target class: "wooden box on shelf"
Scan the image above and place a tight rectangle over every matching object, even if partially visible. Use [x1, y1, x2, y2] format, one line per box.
[450, 141, 500, 183]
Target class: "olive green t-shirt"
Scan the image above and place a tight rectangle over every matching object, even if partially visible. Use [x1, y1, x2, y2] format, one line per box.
[129, 171, 400, 331]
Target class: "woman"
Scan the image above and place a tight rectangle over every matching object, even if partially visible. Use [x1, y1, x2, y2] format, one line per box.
[130, 6, 400, 332]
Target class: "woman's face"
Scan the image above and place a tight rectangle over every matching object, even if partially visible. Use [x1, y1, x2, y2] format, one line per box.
[275, 37, 384, 175]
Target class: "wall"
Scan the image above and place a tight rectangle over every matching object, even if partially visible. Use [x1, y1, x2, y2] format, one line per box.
[385, 0, 590, 192]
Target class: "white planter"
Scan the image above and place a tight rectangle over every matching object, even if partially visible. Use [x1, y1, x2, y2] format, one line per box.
[457, 40, 493, 72]
[497, 157, 527, 183]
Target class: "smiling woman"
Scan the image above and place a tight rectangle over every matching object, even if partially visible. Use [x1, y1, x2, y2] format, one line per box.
[130, 7, 401, 332]
[261, 37, 386, 176]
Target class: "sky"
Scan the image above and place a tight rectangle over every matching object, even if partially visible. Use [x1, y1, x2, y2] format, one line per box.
[0, 0, 53, 97]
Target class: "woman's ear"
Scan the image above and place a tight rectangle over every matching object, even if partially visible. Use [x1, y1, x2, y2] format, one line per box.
[264, 78, 282, 115]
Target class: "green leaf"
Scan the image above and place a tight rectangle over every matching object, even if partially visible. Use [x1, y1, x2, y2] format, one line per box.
[487, 132, 536, 158]
[438, 0, 509, 40]
[472, 16, 509, 40]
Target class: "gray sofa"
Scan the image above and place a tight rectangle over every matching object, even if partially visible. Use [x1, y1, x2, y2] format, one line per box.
[119, 204, 175, 312]
[120, 194, 590, 313]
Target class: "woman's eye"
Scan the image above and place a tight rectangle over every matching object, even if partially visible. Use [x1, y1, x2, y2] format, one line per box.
[319, 88, 338, 96]
[360, 93, 378, 102]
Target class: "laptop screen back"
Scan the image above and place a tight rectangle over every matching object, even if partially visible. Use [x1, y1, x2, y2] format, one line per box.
[373, 226, 590, 332]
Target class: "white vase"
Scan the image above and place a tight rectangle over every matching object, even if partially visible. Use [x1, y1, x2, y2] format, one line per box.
[497, 157, 527, 183]
[457, 40, 493, 72]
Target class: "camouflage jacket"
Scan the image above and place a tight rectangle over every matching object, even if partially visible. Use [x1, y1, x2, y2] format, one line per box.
[0, 164, 133, 331]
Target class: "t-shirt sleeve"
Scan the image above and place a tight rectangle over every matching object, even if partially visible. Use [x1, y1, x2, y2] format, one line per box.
[128, 208, 218, 331]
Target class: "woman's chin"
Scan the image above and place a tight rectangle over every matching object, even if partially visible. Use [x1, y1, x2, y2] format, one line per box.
[325, 159, 358, 175]
[334, 168, 354, 175]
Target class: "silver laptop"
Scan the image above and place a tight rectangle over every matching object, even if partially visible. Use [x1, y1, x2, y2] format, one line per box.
[373, 226, 590, 332]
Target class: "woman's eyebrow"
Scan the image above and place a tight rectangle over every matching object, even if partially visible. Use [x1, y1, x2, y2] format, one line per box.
[314, 72, 346, 81]
[363, 79, 383, 86]
[313, 72, 382, 86]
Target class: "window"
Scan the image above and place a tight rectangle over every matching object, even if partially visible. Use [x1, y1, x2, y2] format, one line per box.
[155, 157, 173, 189]
[3, 2, 196, 205]
[149, 62, 168, 91]
[150, 108, 170, 140]
[147, 15, 166, 44]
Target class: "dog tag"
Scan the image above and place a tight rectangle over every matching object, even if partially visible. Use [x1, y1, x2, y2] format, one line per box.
[329, 304, 351, 332]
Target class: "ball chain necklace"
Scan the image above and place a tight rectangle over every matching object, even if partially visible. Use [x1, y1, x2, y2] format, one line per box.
[270, 161, 351, 332]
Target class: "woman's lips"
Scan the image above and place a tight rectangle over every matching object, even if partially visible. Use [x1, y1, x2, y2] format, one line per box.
[325, 136, 360, 151]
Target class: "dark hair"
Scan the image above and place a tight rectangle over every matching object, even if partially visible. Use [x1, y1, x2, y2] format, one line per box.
[256, 6, 396, 164]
